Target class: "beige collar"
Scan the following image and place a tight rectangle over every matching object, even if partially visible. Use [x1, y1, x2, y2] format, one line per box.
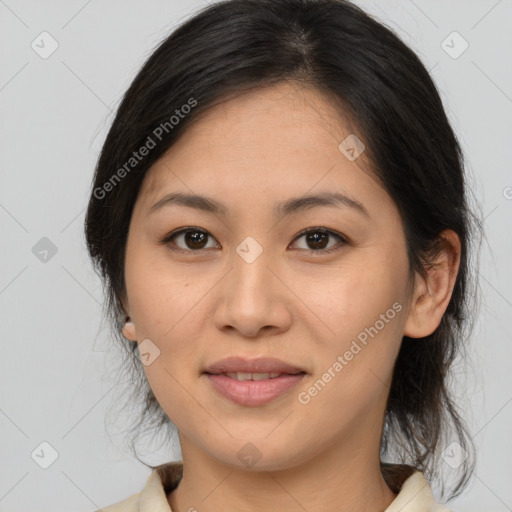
[101, 460, 450, 512]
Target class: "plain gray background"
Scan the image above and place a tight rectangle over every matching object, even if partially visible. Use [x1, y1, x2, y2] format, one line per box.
[1, 0, 511, 511]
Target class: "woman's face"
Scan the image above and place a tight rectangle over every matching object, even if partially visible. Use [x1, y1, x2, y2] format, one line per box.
[122, 82, 417, 471]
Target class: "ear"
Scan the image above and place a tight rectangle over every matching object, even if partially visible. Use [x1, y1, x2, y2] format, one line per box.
[121, 317, 138, 341]
[120, 294, 138, 341]
[403, 229, 461, 338]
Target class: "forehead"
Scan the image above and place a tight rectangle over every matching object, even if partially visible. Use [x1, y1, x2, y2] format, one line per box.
[137, 81, 388, 219]
[173, 82, 355, 154]
[146, 83, 357, 171]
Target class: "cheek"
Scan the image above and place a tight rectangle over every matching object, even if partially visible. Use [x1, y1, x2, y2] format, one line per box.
[124, 242, 192, 334]
[294, 259, 404, 334]
[293, 260, 407, 387]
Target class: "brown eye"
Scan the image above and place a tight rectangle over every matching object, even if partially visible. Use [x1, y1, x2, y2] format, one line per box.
[161, 228, 219, 252]
[160, 226, 348, 255]
[291, 228, 347, 253]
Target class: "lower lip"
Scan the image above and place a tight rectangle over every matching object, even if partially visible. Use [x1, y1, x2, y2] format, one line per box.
[205, 373, 306, 406]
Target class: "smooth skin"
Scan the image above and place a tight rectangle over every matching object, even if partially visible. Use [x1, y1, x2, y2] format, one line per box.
[121, 81, 460, 512]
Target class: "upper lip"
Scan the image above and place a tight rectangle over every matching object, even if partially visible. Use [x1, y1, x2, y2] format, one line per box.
[204, 356, 306, 375]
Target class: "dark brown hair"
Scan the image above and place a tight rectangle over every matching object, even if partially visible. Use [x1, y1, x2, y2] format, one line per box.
[84, 0, 483, 499]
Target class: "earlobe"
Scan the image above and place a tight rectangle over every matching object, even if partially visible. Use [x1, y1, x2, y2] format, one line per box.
[121, 316, 137, 341]
[403, 229, 461, 339]
[403, 274, 438, 338]
[120, 295, 137, 341]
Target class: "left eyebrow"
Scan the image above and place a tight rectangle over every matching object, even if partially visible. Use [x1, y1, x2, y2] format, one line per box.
[148, 191, 370, 219]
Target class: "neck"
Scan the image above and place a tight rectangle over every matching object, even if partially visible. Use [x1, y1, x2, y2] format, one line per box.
[167, 437, 397, 512]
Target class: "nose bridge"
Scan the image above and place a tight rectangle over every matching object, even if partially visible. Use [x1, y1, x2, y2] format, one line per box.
[235, 234, 266, 266]
[216, 233, 282, 329]
[213, 227, 295, 337]
[231, 234, 273, 296]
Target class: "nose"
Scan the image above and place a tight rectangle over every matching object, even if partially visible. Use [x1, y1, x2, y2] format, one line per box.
[213, 243, 292, 338]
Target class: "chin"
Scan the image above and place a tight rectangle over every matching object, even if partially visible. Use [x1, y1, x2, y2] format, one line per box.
[204, 440, 308, 473]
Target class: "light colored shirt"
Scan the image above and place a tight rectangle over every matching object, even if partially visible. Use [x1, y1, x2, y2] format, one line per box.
[97, 461, 452, 512]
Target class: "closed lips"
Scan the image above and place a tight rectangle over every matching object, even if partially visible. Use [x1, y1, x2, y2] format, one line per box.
[204, 359, 308, 406]
[204, 356, 307, 376]
[221, 372, 306, 380]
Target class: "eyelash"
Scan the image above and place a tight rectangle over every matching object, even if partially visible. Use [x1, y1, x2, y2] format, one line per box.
[159, 226, 349, 255]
